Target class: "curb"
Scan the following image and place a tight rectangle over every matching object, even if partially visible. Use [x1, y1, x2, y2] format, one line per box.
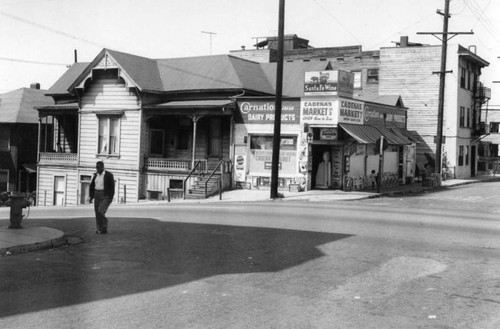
[0, 229, 66, 256]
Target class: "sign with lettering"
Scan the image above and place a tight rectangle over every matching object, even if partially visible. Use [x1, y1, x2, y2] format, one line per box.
[304, 70, 354, 97]
[236, 100, 300, 124]
[338, 98, 364, 125]
[300, 98, 338, 125]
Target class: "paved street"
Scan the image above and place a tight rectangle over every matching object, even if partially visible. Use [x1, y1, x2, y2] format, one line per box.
[0, 181, 499, 328]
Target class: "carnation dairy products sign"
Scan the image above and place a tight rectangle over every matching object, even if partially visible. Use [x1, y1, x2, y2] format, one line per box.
[338, 98, 364, 125]
[236, 100, 299, 124]
[300, 98, 338, 125]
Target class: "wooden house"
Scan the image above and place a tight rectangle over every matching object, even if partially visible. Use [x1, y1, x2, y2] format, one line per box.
[0, 84, 53, 194]
[35, 49, 276, 205]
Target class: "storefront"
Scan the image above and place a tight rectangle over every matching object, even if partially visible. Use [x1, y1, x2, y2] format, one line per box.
[301, 97, 416, 191]
[234, 98, 305, 190]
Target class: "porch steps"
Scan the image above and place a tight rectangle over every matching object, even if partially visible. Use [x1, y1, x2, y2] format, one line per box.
[185, 174, 221, 199]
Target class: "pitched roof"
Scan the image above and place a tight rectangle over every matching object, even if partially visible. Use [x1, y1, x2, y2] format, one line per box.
[0, 88, 54, 123]
[356, 94, 406, 108]
[155, 55, 275, 93]
[47, 62, 89, 95]
[260, 61, 332, 97]
[48, 50, 276, 95]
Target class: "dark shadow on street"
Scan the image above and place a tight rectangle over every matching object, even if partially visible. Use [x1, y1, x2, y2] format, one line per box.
[0, 217, 352, 317]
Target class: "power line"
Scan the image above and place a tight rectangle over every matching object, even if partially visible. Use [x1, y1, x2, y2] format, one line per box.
[0, 56, 68, 66]
[0, 10, 106, 49]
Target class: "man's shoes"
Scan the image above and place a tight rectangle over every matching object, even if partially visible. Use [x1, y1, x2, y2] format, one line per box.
[95, 230, 108, 234]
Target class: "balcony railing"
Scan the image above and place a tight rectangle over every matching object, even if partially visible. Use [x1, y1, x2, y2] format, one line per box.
[39, 152, 78, 164]
[146, 158, 207, 172]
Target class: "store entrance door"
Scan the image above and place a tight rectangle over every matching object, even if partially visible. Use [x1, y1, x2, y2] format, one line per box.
[311, 144, 343, 189]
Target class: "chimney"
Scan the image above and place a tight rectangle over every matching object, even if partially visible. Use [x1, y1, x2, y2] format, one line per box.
[400, 36, 409, 47]
[468, 45, 477, 54]
[30, 83, 40, 89]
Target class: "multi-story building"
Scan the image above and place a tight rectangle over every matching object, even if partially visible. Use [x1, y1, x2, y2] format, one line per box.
[232, 35, 491, 179]
[35, 47, 416, 205]
[0, 84, 53, 194]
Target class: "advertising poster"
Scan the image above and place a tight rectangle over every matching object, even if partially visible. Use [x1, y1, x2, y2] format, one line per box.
[235, 155, 246, 182]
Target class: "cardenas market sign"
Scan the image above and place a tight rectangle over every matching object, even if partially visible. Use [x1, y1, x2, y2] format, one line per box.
[338, 98, 364, 125]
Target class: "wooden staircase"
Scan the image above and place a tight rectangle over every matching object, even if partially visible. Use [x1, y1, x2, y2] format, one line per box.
[185, 174, 221, 199]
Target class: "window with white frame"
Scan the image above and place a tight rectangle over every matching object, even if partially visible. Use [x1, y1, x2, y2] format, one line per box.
[460, 67, 466, 88]
[459, 106, 465, 127]
[490, 122, 500, 133]
[352, 71, 362, 89]
[98, 116, 120, 155]
[367, 69, 379, 84]
[466, 108, 471, 128]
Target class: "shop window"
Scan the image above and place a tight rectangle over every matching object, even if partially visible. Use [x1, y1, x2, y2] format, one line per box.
[458, 146, 464, 166]
[459, 106, 465, 127]
[367, 69, 379, 84]
[149, 129, 164, 157]
[98, 116, 120, 155]
[250, 135, 297, 151]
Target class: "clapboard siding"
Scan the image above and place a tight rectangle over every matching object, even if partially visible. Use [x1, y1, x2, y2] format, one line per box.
[379, 46, 441, 138]
[79, 77, 141, 170]
[37, 167, 78, 206]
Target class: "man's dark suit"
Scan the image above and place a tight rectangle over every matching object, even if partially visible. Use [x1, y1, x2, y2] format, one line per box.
[90, 170, 115, 233]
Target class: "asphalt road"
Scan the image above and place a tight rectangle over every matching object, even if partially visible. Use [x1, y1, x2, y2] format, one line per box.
[0, 181, 499, 328]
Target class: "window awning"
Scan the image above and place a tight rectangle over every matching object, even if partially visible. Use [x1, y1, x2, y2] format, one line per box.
[144, 100, 235, 109]
[36, 103, 79, 117]
[339, 123, 383, 144]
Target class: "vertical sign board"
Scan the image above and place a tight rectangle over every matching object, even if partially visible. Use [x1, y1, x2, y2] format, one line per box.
[235, 155, 246, 182]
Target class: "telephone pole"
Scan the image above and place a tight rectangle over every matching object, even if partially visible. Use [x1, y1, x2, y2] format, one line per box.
[417, 0, 473, 178]
[270, 0, 285, 199]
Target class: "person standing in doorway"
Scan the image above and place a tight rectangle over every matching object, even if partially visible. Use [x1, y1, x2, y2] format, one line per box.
[89, 161, 115, 234]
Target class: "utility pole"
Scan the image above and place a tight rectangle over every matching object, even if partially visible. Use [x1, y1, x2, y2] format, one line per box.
[270, 0, 285, 199]
[201, 31, 217, 55]
[417, 0, 473, 179]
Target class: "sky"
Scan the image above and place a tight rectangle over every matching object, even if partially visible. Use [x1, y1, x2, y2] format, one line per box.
[0, 0, 499, 105]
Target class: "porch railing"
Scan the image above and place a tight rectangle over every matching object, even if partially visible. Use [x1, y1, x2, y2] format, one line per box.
[146, 158, 207, 172]
[39, 152, 78, 164]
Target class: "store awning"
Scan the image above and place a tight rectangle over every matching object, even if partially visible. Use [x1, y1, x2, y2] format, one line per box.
[376, 126, 412, 144]
[339, 123, 383, 144]
[391, 128, 420, 144]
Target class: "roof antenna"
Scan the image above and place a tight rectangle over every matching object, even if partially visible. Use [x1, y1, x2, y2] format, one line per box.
[201, 31, 217, 55]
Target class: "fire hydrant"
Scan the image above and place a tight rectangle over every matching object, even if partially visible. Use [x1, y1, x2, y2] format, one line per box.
[8, 194, 30, 229]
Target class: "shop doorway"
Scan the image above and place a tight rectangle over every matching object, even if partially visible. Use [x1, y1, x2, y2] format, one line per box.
[311, 144, 343, 189]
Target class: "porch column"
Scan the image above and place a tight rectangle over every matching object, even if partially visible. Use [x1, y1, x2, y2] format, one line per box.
[191, 115, 199, 169]
[37, 118, 42, 162]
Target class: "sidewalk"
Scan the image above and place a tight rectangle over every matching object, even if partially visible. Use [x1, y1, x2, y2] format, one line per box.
[1, 174, 499, 255]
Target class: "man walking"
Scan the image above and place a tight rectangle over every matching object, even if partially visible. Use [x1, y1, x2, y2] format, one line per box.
[89, 161, 115, 234]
